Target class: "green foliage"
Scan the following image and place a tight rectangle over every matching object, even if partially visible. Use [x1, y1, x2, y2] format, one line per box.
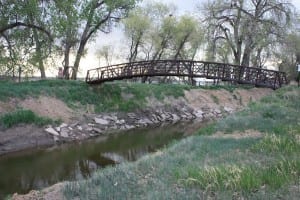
[0, 80, 191, 112]
[198, 122, 216, 135]
[0, 110, 53, 128]
[215, 86, 300, 134]
[123, 2, 204, 61]
[181, 160, 300, 191]
[252, 134, 300, 154]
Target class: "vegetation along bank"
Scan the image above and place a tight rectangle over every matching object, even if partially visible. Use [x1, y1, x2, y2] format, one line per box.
[10, 84, 300, 199]
[0, 80, 270, 155]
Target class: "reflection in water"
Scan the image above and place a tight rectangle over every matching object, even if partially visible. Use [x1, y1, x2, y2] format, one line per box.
[0, 121, 206, 198]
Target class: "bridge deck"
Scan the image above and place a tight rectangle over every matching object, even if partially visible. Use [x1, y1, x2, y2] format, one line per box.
[86, 60, 287, 89]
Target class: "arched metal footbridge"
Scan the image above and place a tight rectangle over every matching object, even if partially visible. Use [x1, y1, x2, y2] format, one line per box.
[85, 60, 287, 89]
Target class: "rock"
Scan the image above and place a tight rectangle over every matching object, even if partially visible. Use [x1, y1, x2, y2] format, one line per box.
[224, 106, 234, 113]
[86, 127, 93, 131]
[59, 123, 68, 128]
[94, 117, 110, 125]
[116, 119, 125, 124]
[110, 125, 118, 130]
[70, 122, 78, 127]
[45, 127, 59, 136]
[77, 126, 83, 131]
[125, 125, 135, 129]
[55, 127, 61, 132]
[137, 118, 153, 126]
[103, 115, 117, 121]
[93, 127, 103, 134]
[60, 128, 69, 138]
[214, 109, 222, 114]
[193, 110, 204, 118]
[88, 123, 95, 126]
[171, 114, 180, 122]
[127, 113, 137, 118]
[160, 113, 168, 121]
[53, 136, 59, 142]
[204, 113, 215, 119]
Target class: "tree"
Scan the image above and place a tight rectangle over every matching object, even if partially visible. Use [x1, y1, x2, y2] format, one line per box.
[51, 0, 80, 79]
[122, 2, 175, 62]
[202, 0, 292, 67]
[123, 2, 204, 62]
[170, 15, 204, 60]
[275, 31, 300, 80]
[70, 0, 138, 80]
[0, 0, 52, 77]
[95, 44, 115, 66]
[123, 7, 151, 62]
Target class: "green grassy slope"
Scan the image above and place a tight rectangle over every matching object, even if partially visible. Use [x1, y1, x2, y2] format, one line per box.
[0, 80, 192, 112]
[63, 86, 300, 200]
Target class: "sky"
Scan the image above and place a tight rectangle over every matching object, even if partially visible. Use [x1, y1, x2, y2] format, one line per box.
[70, 0, 300, 77]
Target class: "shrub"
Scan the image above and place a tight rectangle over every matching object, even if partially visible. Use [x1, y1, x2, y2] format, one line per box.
[0, 110, 53, 128]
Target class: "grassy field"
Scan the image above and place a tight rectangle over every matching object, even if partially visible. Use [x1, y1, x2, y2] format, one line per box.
[63, 85, 300, 200]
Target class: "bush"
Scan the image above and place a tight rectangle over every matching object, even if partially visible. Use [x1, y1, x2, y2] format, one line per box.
[0, 110, 53, 128]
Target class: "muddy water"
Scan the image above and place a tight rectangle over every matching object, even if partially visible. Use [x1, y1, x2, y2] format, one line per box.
[0, 121, 206, 198]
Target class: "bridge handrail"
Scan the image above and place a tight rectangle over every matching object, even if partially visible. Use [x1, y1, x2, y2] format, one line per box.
[85, 59, 287, 89]
[87, 60, 283, 74]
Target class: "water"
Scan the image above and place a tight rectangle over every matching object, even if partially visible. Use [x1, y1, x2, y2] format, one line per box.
[0, 121, 205, 198]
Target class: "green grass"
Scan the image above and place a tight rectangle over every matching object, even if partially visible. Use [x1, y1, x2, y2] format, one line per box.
[181, 160, 300, 191]
[0, 109, 54, 128]
[62, 85, 300, 199]
[213, 87, 300, 134]
[0, 80, 192, 112]
[252, 134, 300, 154]
[0, 80, 245, 113]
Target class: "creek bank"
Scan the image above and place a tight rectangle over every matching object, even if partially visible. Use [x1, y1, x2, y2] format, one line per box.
[44, 87, 272, 143]
[0, 87, 272, 156]
[44, 105, 232, 143]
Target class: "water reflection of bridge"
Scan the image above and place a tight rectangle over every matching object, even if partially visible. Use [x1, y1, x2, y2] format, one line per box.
[86, 60, 288, 89]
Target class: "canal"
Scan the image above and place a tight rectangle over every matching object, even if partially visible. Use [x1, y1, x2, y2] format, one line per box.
[0, 121, 205, 198]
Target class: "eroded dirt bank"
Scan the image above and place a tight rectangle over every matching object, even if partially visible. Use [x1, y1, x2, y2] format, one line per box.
[0, 87, 272, 156]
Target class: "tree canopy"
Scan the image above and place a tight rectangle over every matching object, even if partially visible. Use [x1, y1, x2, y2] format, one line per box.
[0, 0, 299, 81]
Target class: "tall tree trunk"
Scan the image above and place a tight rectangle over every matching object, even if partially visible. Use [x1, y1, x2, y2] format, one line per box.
[233, 4, 242, 65]
[71, 40, 86, 80]
[241, 44, 252, 67]
[32, 26, 46, 79]
[63, 43, 71, 79]
[129, 33, 142, 63]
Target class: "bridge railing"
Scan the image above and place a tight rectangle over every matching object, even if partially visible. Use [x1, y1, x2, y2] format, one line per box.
[86, 60, 287, 89]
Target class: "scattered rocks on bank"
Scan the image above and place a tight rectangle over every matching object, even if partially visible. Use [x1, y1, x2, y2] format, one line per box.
[44, 105, 235, 142]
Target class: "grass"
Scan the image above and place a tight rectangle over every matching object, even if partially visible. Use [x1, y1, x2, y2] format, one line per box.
[62, 85, 300, 199]
[181, 160, 300, 191]
[0, 109, 55, 128]
[0, 80, 192, 112]
[0, 79, 245, 113]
